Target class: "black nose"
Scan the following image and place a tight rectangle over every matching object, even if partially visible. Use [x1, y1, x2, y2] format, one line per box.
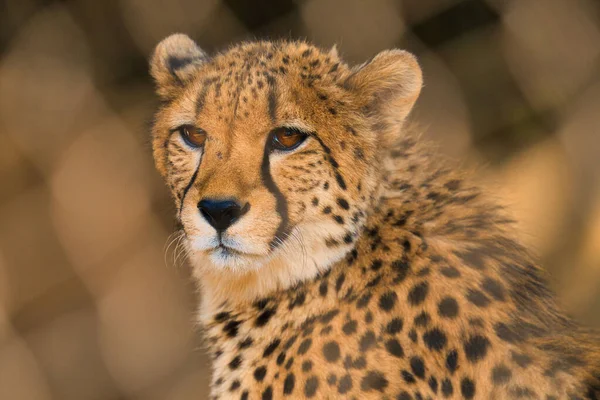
[198, 199, 249, 232]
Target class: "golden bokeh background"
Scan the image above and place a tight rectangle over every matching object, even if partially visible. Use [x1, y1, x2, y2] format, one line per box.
[1, 0, 599, 398]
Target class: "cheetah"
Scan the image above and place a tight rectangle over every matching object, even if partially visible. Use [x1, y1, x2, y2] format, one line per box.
[149, 34, 600, 399]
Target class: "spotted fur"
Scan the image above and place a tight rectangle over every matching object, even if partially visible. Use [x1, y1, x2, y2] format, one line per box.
[150, 34, 600, 399]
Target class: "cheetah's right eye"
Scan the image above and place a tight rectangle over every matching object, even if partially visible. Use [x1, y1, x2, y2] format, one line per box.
[178, 125, 207, 148]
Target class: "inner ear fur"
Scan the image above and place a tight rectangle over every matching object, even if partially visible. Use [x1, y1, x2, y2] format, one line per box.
[150, 33, 208, 99]
[344, 50, 423, 144]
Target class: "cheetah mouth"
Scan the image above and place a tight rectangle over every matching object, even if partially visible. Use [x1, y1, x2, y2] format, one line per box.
[209, 243, 262, 259]
[214, 244, 243, 256]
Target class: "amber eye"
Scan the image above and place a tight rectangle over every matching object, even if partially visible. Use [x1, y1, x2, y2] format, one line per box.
[179, 125, 207, 148]
[271, 127, 308, 151]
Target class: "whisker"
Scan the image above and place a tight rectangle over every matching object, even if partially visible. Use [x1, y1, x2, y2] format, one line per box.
[164, 229, 185, 268]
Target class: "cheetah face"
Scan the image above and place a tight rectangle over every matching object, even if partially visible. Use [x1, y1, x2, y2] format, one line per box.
[150, 35, 421, 275]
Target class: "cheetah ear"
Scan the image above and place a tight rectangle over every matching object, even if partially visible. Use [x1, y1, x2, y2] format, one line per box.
[150, 34, 208, 99]
[344, 50, 422, 144]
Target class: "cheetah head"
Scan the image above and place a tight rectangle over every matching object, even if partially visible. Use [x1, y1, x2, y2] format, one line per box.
[150, 35, 421, 292]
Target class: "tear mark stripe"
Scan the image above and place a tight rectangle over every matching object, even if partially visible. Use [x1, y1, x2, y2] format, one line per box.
[261, 135, 289, 250]
[179, 152, 203, 217]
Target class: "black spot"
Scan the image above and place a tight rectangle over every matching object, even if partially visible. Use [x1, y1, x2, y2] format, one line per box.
[254, 366, 267, 381]
[414, 312, 431, 327]
[256, 307, 277, 326]
[214, 311, 230, 322]
[319, 309, 339, 324]
[440, 266, 461, 278]
[401, 370, 416, 383]
[371, 259, 383, 271]
[319, 280, 328, 297]
[441, 378, 453, 397]
[283, 335, 298, 350]
[327, 373, 337, 386]
[238, 337, 253, 349]
[288, 292, 306, 310]
[352, 356, 367, 369]
[337, 198, 350, 210]
[229, 355, 242, 369]
[386, 318, 403, 334]
[408, 282, 429, 306]
[510, 386, 536, 398]
[298, 338, 312, 355]
[423, 328, 447, 351]
[311, 197, 319, 206]
[456, 248, 486, 270]
[304, 376, 319, 397]
[398, 391, 413, 400]
[241, 390, 249, 400]
[338, 374, 353, 394]
[230, 380, 240, 391]
[379, 291, 398, 311]
[460, 378, 476, 399]
[254, 298, 270, 310]
[445, 350, 458, 373]
[335, 172, 347, 190]
[360, 331, 376, 352]
[276, 352, 286, 365]
[492, 364, 512, 384]
[263, 339, 281, 357]
[464, 335, 491, 363]
[224, 320, 241, 337]
[438, 297, 459, 318]
[356, 293, 372, 308]
[364, 311, 373, 324]
[511, 351, 533, 368]
[360, 371, 388, 392]
[466, 289, 490, 307]
[385, 339, 404, 358]
[335, 273, 345, 292]
[333, 215, 344, 224]
[495, 323, 524, 343]
[428, 376, 438, 393]
[262, 386, 273, 400]
[410, 356, 425, 379]
[482, 277, 506, 301]
[409, 329, 418, 343]
[302, 360, 312, 372]
[323, 341, 341, 362]
[343, 233, 353, 244]
[343, 320, 357, 335]
[285, 356, 294, 369]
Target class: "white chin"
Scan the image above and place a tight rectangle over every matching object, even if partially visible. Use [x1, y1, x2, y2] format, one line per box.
[207, 247, 257, 270]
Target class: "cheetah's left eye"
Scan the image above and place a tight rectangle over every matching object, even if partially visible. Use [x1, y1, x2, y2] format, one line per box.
[270, 127, 308, 151]
[178, 125, 207, 148]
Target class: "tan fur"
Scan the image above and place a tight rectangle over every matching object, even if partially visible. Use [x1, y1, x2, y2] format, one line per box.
[150, 35, 600, 399]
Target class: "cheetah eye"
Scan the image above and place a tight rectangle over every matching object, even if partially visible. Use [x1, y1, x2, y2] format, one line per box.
[270, 127, 308, 151]
[178, 125, 207, 148]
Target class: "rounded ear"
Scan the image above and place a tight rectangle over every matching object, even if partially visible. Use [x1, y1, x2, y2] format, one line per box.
[150, 33, 208, 99]
[344, 50, 422, 144]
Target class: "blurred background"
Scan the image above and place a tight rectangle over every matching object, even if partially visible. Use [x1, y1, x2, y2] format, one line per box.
[1, 0, 599, 398]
